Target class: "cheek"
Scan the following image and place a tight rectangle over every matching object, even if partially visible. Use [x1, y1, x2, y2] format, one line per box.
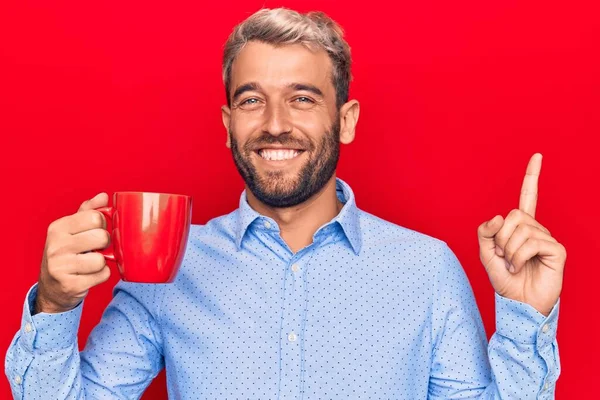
[293, 116, 331, 143]
[230, 114, 260, 140]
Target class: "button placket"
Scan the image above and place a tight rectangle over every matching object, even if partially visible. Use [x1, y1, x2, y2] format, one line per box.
[278, 256, 307, 399]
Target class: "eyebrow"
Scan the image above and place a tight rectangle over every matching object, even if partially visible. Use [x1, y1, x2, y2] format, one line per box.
[231, 82, 325, 103]
[232, 82, 260, 103]
[286, 83, 324, 97]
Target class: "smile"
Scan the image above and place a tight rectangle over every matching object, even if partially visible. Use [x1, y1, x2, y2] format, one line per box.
[257, 149, 304, 161]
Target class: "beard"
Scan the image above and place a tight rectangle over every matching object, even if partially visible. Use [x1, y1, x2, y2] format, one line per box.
[230, 119, 341, 208]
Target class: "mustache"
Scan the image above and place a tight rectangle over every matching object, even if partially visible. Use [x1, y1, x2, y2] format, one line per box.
[243, 134, 314, 152]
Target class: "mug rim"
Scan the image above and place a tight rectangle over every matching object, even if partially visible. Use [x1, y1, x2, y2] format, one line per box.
[114, 191, 191, 199]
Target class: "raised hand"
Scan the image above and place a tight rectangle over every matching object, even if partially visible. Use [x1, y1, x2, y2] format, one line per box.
[477, 153, 567, 316]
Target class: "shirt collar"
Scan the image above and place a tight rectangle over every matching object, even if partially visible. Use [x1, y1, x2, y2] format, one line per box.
[235, 177, 362, 254]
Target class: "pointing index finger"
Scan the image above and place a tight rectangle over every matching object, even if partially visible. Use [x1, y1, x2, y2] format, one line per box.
[519, 153, 542, 218]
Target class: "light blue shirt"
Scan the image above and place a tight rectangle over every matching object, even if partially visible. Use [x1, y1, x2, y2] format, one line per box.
[6, 178, 559, 399]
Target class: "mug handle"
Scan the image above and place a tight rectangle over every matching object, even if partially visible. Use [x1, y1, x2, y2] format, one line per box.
[94, 206, 116, 262]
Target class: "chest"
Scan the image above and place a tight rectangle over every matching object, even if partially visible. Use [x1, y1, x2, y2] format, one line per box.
[159, 246, 434, 398]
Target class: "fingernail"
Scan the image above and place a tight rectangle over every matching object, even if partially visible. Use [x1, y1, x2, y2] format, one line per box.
[509, 264, 516, 273]
[505, 260, 510, 270]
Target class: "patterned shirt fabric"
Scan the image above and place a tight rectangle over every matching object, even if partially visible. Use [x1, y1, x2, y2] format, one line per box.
[6, 178, 560, 399]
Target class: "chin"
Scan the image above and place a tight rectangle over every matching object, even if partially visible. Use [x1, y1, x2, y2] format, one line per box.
[257, 173, 302, 195]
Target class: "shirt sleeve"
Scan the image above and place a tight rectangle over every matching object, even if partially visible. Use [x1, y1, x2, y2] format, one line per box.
[4, 281, 165, 399]
[427, 244, 560, 399]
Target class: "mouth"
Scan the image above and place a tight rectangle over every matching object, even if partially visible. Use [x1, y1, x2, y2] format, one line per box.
[255, 148, 306, 162]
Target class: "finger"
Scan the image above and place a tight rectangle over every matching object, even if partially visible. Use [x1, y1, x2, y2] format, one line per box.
[511, 238, 565, 274]
[478, 215, 504, 262]
[72, 252, 108, 275]
[495, 209, 551, 252]
[67, 228, 111, 254]
[50, 210, 106, 236]
[519, 153, 542, 218]
[78, 193, 109, 213]
[478, 217, 512, 286]
[503, 224, 557, 269]
[75, 265, 112, 290]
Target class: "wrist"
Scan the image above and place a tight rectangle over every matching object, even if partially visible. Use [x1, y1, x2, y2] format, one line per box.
[34, 286, 79, 314]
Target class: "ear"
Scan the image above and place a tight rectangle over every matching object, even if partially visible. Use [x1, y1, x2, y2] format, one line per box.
[221, 105, 232, 148]
[338, 99, 360, 145]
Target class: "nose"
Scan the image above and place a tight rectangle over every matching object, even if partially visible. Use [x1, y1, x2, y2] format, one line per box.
[263, 101, 292, 137]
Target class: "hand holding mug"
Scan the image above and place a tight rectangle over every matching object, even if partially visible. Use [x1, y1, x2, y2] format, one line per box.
[36, 193, 112, 314]
[36, 192, 193, 314]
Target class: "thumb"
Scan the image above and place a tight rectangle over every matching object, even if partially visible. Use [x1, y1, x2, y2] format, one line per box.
[78, 192, 109, 212]
[477, 215, 504, 258]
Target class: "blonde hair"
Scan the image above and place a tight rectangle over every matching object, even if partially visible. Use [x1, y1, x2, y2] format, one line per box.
[222, 7, 352, 108]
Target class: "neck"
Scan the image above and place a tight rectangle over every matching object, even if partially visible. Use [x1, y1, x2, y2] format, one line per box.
[246, 175, 344, 253]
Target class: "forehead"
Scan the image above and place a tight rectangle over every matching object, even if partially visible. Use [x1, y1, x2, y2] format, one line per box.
[230, 41, 333, 92]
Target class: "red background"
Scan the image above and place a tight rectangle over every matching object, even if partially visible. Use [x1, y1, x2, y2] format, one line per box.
[1, 1, 598, 398]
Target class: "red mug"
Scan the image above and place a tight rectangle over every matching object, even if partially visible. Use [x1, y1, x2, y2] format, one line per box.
[94, 192, 192, 283]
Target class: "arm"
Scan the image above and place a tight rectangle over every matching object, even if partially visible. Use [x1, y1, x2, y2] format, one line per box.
[5, 281, 164, 399]
[428, 244, 559, 399]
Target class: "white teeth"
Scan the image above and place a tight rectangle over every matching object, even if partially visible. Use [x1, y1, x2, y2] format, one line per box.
[259, 149, 300, 161]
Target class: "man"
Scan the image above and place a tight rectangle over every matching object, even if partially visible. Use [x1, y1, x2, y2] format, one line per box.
[6, 7, 566, 399]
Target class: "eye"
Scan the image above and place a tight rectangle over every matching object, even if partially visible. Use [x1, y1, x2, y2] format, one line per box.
[241, 98, 259, 105]
[295, 96, 314, 103]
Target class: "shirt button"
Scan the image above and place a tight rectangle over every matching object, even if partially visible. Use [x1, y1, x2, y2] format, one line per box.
[287, 332, 298, 342]
[542, 324, 550, 333]
[291, 264, 300, 273]
[264, 221, 271, 229]
[24, 323, 32, 333]
[14, 375, 22, 385]
[543, 381, 550, 390]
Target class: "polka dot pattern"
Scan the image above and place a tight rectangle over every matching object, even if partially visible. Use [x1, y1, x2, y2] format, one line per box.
[6, 178, 560, 399]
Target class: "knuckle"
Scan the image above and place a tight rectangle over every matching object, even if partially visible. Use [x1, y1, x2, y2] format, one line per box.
[516, 224, 531, 236]
[78, 199, 90, 212]
[92, 252, 107, 267]
[512, 224, 524, 236]
[102, 229, 111, 246]
[45, 260, 59, 277]
[476, 222, 486, 236]
[80, 253, 102, 271]
[507, 209, 521, 220]
[90, 211, 104, 228]
[45, 242, 63, 258]
[46, 221, 57, 235]
[494, 231, 507, 245]
[92, 229, 111, 248]
[46, 256, 68, 276]
[559, 243, 567, 259]
[100, 266, 111, 282]
[47, 218, 64, 235]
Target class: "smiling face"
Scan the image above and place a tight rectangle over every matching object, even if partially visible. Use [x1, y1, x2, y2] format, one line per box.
[222, 41, 357, 208]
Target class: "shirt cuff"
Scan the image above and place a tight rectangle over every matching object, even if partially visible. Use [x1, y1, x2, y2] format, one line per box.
[19, 283, 83, 351]
[495, 292, 559, 345]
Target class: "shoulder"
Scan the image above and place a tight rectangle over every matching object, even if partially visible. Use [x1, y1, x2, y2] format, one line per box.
[187, 209, 239, 244]
[357, 209, 448, 251]
[356, 209, 462, 279]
